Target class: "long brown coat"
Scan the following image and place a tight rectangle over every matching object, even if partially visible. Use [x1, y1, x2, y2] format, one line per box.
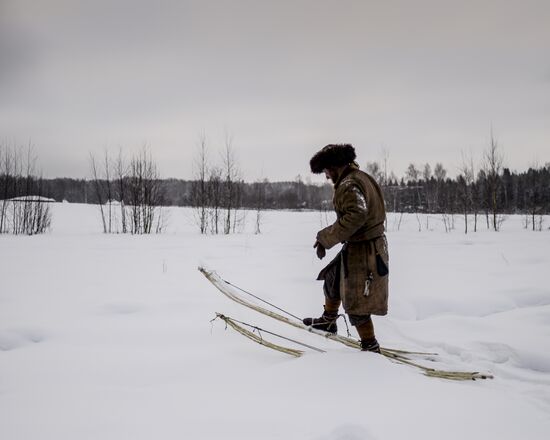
[316, 165, 389, 316]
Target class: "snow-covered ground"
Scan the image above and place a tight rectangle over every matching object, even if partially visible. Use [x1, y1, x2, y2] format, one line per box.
[1, 204, 549, 440]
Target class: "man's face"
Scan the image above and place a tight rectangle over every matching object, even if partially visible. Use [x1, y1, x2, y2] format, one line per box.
[324, 168, 338, 183]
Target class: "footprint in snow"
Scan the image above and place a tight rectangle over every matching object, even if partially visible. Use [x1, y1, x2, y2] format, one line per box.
[0, 329, 46, 351]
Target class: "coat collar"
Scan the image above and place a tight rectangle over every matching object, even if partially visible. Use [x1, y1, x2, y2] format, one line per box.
[334, 163, 359, 189]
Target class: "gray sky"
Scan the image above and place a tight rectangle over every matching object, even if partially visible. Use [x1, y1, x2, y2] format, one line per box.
[1, 0, 549, 182]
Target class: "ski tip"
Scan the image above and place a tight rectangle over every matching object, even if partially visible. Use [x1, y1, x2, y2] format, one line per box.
[198, 266, 211, 275]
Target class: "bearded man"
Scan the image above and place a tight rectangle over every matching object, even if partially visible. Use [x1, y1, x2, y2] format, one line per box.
[304, 144, 389, 353]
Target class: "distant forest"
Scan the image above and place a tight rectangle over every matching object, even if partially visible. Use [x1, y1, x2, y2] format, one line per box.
[36, 163, 550, 216]
[41, 177, 331, 208]
[2, 141, 550, 235]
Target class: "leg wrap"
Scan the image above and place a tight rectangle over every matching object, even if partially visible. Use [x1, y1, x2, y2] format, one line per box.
[355, 316, 375, 341]
[324, 298, 341, 314]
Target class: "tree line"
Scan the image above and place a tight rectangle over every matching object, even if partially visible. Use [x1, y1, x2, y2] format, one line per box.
[2, 139, 549, 235]
[366, 139, 550, 232]
[37, 175, 332, 210]
[35, 160, 550, 232]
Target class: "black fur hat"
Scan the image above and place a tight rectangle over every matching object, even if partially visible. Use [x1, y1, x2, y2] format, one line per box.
[310, 144, 356, 174]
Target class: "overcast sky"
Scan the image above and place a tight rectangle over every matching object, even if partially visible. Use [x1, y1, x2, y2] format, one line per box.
[1, 0, 549, 182]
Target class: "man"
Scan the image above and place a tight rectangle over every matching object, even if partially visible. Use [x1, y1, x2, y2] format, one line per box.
[304, 144, 389, 353]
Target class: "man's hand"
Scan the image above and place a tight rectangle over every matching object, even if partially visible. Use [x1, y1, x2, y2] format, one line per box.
[314, 240, 326, 260]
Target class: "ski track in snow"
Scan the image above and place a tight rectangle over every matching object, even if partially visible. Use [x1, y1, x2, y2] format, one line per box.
[1, 203, 549, 440]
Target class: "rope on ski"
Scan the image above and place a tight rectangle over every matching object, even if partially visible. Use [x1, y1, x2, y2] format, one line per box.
[213, 313, 305, 358]
[214, 313, 326, 353]
[339, 313, 352, 338]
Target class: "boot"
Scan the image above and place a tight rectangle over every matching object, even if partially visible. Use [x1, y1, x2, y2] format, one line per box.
[360, 338, 381, 353]
[302, 308, 339, 334]
[356, 316, 381, 353]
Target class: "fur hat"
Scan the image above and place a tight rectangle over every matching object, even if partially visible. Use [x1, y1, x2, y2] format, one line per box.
[310, 144, 356, 174]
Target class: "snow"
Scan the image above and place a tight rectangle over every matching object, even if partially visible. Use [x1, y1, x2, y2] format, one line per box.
[6, 195, 56, 202]
[1, 204, 549, 439]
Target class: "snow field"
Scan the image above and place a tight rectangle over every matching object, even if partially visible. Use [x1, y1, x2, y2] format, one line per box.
[1, 203, 549, 439]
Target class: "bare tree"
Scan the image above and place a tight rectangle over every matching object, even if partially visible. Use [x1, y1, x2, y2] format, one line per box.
[422, 163, 433, 229]
[458, 151, 475, 234]
[253, 178, 267, 234]
[0, 144, 11, 233]
[405, 163, 422, 231]
[10, 145, 22, 232]
[208, 166, 223, 234]
[526, 161, 542, 231]
[127, 147, 165, 234]
[405, 163, 420, 182]
[381, 147, 390, 187]
[114, 149, 128, 233]
[89, 153, 108, 233]
[483, 131, 504, 231]
[91, 147, 164, 234]
[191, 134, 210, 234]
[433, 161, 447, 215]
[380, 147, 390, 229]
[104, 151, 113, 233]
[422, 163, 432, 182]
[434, 162, 447, 181]
[221, 133, 242, 235]
[366, 161, 383, 183]
[231, 179, 246, 233]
